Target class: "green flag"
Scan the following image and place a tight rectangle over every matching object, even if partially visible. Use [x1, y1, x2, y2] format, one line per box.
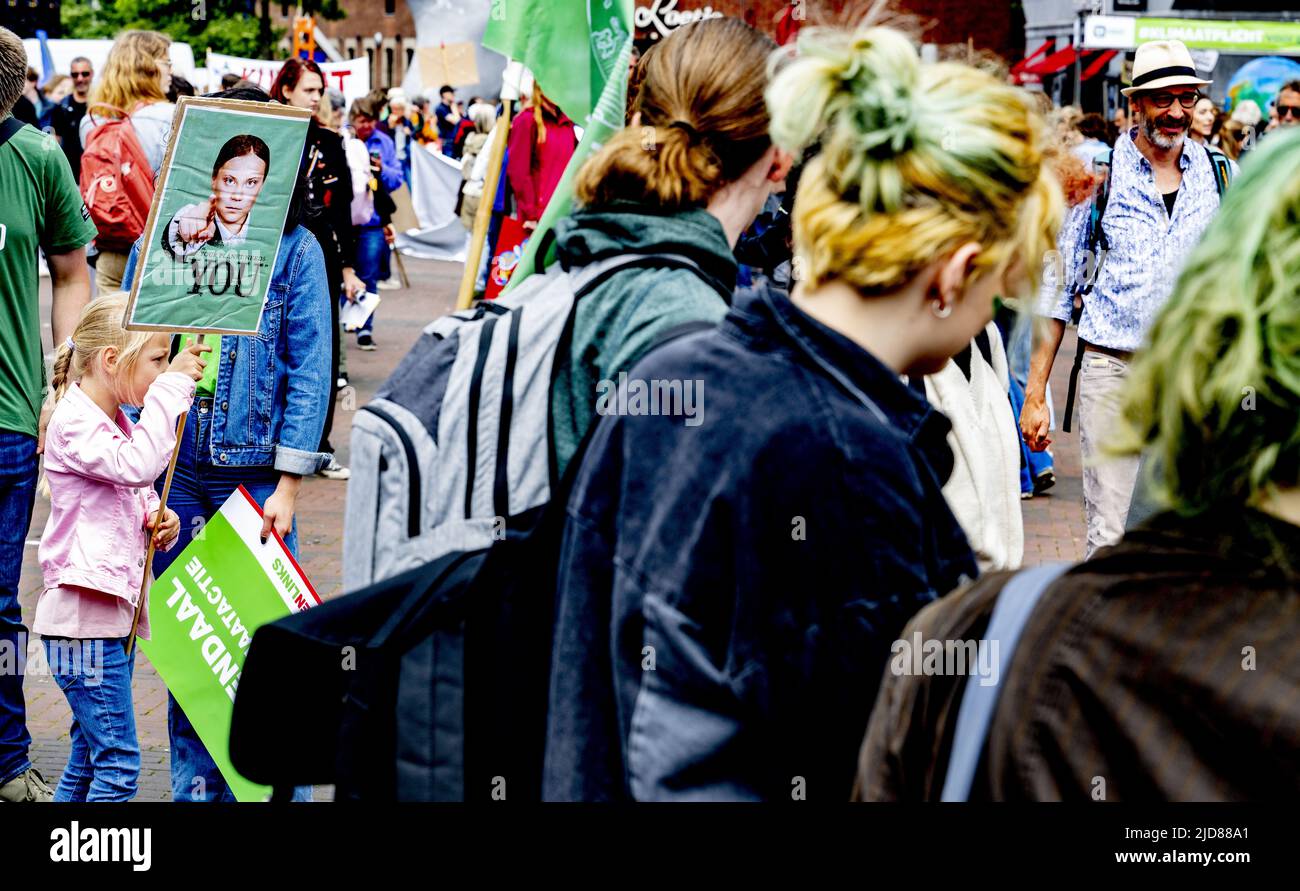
[482, 0, 632, 125]
[483, 0, 633, 292]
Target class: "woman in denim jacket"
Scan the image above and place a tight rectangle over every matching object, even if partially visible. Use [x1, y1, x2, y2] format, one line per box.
[543, 23, 1064, 801]
[122, 86, 332, 802]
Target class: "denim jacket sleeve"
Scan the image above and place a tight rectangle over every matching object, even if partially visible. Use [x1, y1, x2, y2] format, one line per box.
[273, 231, 332, 475]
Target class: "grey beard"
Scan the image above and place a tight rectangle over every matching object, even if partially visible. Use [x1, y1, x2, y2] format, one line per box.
[1142, 114, 1187, 150]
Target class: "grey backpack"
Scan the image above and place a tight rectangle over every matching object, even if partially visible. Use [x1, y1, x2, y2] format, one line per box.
[342, 252, 725, 591]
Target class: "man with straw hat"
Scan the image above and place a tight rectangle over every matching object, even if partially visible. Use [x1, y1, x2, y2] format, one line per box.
[1020, 40, 1235, 558]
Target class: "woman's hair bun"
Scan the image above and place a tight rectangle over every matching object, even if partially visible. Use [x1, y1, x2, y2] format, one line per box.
[767, 26, 921, 162]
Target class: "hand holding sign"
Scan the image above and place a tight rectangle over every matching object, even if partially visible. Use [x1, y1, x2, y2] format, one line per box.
[176, 194, 219, 246]
[168, 340, 211, 380]
[146, 508, 181, 549]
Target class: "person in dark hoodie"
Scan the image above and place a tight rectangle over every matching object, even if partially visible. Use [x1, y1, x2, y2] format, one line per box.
[543, 21, 1063, 801]
[549, 17, 791, 478]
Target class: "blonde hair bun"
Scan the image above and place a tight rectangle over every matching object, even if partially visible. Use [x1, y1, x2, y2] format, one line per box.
[765, 22, 1064, 298]
[768, 26, 920, 163]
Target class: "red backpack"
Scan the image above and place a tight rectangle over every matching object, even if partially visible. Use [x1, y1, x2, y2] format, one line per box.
[80, 104, 156, 252]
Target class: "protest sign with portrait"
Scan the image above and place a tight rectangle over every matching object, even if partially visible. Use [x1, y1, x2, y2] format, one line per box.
[125, 97, 311, 335]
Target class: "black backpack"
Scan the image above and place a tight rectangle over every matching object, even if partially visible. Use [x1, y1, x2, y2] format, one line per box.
[229, 318, 718, 801]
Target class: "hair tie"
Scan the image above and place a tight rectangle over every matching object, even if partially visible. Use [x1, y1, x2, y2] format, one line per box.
[65, 336, 75, 352]
[668, 120, 700, 141]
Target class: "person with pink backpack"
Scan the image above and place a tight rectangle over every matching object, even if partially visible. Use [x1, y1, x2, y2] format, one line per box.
[78, 30, 175, 293]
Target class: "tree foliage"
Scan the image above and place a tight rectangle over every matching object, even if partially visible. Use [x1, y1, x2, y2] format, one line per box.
[61, 1, 345, 58]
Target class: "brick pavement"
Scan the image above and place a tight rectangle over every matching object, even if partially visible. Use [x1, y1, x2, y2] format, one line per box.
[20, 260, 1085, 799]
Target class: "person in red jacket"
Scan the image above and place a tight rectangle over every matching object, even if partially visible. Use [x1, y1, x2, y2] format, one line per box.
[505, 85, 577, 231]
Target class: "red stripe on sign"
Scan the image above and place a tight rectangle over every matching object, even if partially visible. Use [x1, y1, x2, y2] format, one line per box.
[235, 484, 322, 605]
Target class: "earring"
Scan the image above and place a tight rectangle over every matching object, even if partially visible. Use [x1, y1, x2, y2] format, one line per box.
[931, 299, 952, 319]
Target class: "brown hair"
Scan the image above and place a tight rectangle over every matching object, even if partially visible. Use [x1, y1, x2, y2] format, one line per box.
[270, 57, 325, 107]
[0, 27, 27, 117]
[576, 17, 777, 212]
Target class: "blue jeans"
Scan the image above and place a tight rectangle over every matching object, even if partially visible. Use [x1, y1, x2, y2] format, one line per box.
[0, 430, 37, 786]
[44, 637, 138, 801]
[354, 226, 386, 335]
[153, 400, 309, 801]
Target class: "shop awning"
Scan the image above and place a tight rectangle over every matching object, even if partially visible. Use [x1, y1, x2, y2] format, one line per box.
[1024, 45, 1079, 76]
[1081, 49, 1118, 81]
[1011, 39, 1055, 76]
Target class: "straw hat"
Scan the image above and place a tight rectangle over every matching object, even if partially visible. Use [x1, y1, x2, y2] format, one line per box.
[1121, 40, 1212, 97]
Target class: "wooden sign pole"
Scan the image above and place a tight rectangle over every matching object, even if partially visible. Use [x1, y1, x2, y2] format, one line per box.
[126, 333, 202, 656]
[456, 100, 512, 310]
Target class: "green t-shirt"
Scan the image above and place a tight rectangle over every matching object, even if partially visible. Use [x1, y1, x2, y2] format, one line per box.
[0, 119, 98, 437]
[180, 333, 222, 397]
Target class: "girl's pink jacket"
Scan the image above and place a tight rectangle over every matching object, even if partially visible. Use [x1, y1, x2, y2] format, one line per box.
[38, 373, 195, 607]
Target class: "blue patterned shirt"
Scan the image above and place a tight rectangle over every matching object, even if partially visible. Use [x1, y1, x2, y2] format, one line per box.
[1039, 129, 1231, 352]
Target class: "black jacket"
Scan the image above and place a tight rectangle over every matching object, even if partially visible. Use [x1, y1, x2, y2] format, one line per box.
[544, 283, 978, 801]
[301, 118, 357, 274]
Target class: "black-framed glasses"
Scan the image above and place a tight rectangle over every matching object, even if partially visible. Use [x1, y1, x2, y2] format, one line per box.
[70, 71, 92, 79]
[1147, 91, 1201, 110]
[1279, 104, 1300, 119]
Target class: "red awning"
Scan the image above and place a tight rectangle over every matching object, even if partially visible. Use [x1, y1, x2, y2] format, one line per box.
[1081, 50, 1118, 81]
[1024, 46, 1078, 76]
[1011, 39, 1054, 75]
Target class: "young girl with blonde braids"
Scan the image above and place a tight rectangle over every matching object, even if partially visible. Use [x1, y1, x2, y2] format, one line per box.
[33, 293, 206, 801]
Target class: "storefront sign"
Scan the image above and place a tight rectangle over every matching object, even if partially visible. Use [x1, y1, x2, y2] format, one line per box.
[1086, 14, 1300, 55]
[634, 0, 724, 39]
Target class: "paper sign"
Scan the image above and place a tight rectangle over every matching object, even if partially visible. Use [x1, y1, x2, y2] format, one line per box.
[341, 291, 381, 331]
[138, 487, 320, 803]
[206, 52, 372, 108]
[125, 97, 311, 335]
[417, 43, 480, 90]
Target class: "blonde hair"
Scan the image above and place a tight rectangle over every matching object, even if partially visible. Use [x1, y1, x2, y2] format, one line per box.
[576, 17, 777, 211]
[88, 30, 170, 117]
[766, 24, 1063, 299]
[48, 293, 156, 409]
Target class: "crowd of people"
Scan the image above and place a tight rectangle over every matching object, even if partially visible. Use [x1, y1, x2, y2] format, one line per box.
[0, 11, 1297, 804]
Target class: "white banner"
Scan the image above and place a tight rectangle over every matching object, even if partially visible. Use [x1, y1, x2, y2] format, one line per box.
[206, 52, 372, 108]
[25, 39, 196, 80]
[394, 143, 470, 263]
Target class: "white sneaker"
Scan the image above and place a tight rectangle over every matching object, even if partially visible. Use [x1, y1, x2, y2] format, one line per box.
[377, 278, 401, 290]
[317, 458, 350, 480]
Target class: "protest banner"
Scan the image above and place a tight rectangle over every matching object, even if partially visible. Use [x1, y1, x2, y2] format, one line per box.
[206, 51, 372, 108]
[415, 42, 479, 91]
[125, 96, 311, 335]
[138, 487, 320, 803]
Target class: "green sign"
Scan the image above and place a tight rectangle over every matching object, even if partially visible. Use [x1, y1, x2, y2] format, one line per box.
[126, 97, 311, 335]
[1138, 17, 1300, 54]
[138, 487, 319, 802]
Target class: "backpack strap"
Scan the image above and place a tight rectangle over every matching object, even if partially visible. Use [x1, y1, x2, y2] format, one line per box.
[1061, 150, 1113, 433]
[0, 115, 24, 150]
[939, 562, 1069, 801]
[1203, 143, 1232, 198]
[544, 254, 732, 492]
[570, 252, 732, 303]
